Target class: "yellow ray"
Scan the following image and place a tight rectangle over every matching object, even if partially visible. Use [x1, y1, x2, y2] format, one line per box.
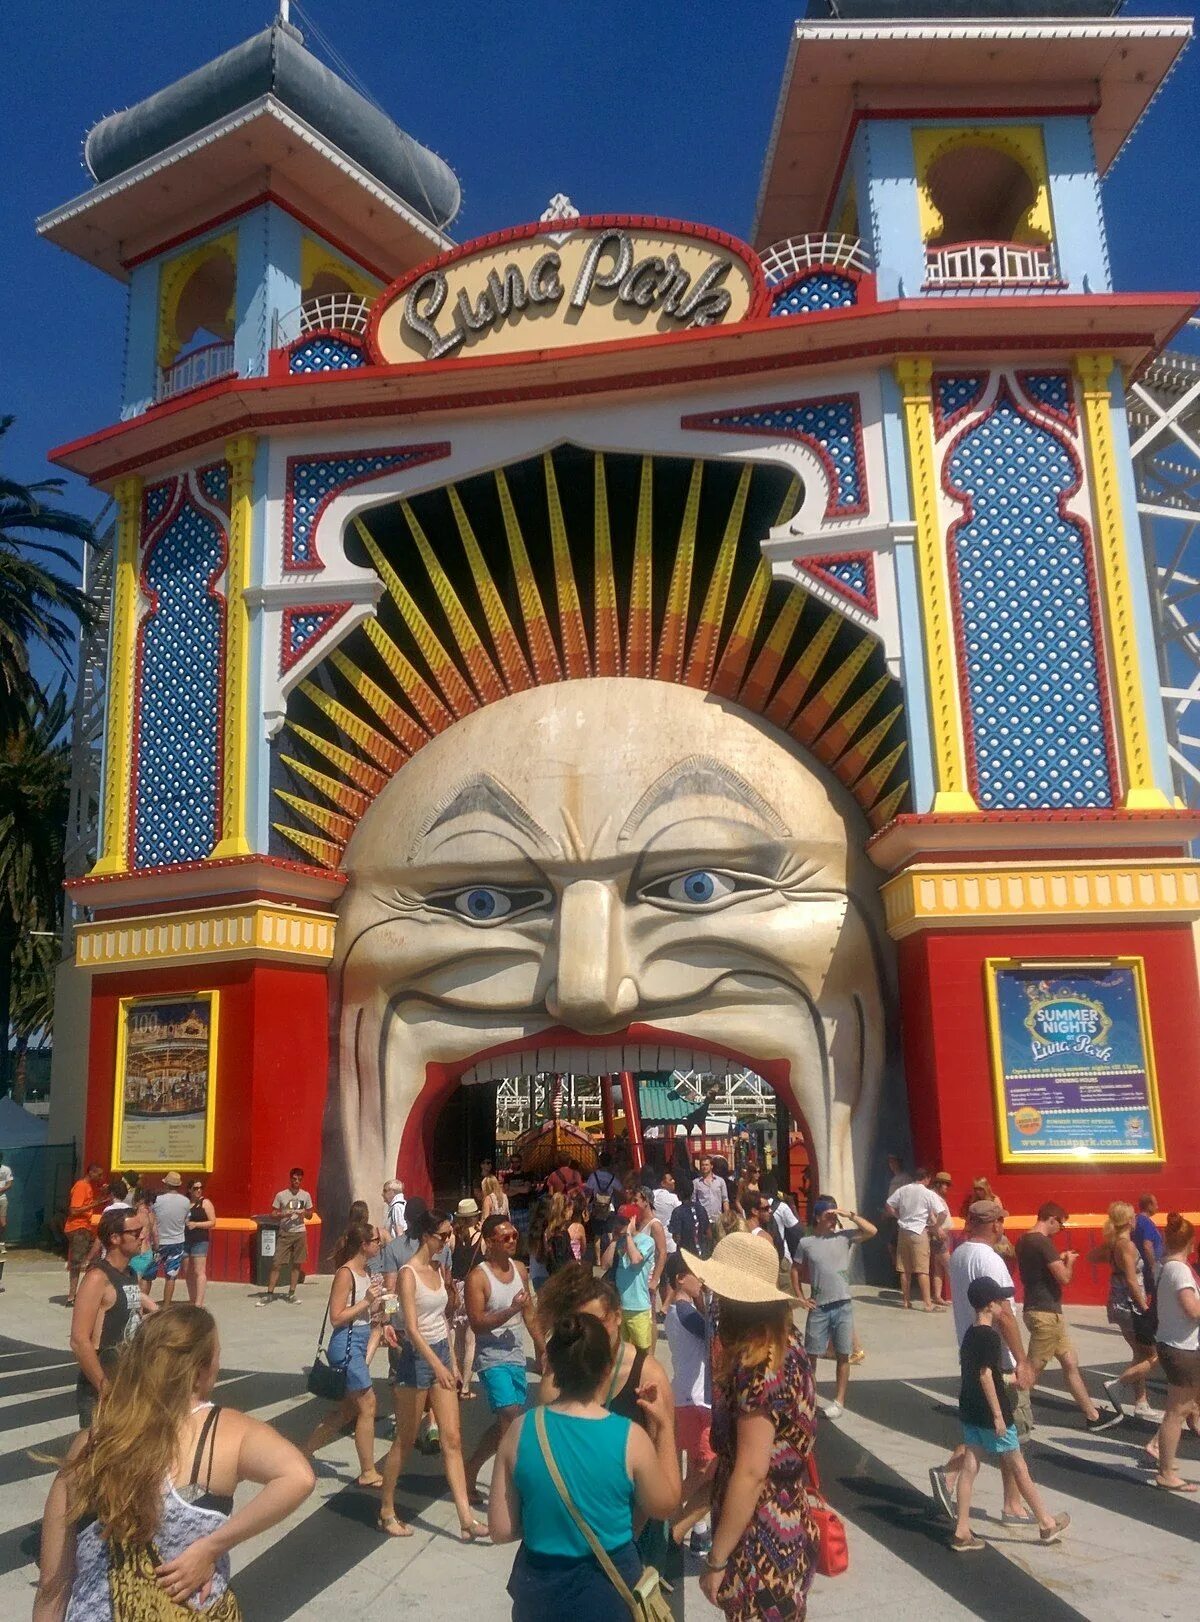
[626, 457, 654, 679]
[286, 722, 389, 797]
[331, 650, 428, 755]
[495, 468, 561, 683]
[402, 499, 505, 703]
[684, 462, 752, 689]
[299, 680, 409, 774]
[712, 555, 771, 699]
[792, 634, 877, 747]
[356, 519, 476, 718]
[363, 618, 453, 734]
[273, 821, 345, 869]
[447, 485, 532, 693]
[543, 453, 590, 678]
[760, 608, 839, 727]
[655, 461, 703, 684]
[867, 779, 909, 830]
[854, 740, 907, 802]
[832, 703, 904, 788]
[275, 790, 356, 846]
[819, 675, 891, 764]
[280, 753, 371, 820]
[593, 454, 621, 677]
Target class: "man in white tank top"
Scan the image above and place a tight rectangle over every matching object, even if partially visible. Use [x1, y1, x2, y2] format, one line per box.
[464, 1214, 545, 1500]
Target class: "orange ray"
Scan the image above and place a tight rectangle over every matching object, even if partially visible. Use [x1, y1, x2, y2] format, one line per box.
[286, 722, 389, 797]
[272, 822, 345, 869]
[712, 556, 771, 700]
[684, 463, 752, 689]
[625, 457, 654, 678]
[655, 461, 702, 684]
[447, 485, 532, 693]
[760, 609, 840, 728]
[275, 791, 355, 846]
[543, 454, 590, 678]
[299, 681, 409, 774]
[791, 635, 876, 750]
[355, 519, 476, 718]
[402, 500, 505, 703]
[495, 468, 562, 684]
[593, 454, 621, 676]
[331, 650, 429, 755]
[279, 753, 371, 820]
[363, 618, 453, 735]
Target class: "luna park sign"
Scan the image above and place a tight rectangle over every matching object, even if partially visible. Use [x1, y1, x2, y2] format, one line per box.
[370, 216, 764, 365]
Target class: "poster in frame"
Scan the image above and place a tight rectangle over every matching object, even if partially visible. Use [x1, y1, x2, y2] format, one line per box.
[111, 992, 219, 1172]
[984, 958, 1164, 1165]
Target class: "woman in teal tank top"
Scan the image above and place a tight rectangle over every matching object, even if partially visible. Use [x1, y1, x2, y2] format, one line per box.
[490, 1312, 681, 1620]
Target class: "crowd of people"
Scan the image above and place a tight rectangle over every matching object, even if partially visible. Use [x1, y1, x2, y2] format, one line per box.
[31, 1142, 1200, 1619]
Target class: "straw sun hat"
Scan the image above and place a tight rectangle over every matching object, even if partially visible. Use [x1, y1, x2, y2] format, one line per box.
[682, 1232, 798, 1303]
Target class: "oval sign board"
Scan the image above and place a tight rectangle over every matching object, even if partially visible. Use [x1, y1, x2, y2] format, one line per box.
[370, 215, 765, 365]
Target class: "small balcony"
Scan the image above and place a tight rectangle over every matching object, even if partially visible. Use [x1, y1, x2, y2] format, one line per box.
[274, 293, 373, 348]
[759, 233, 873, 285]
[924, 241, 1060, 290]
[156, 341, 236, 402]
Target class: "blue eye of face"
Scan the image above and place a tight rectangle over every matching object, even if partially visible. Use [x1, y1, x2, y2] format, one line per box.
[459, 887, 507, 920]
[426, 885, 551, 925]
[679, 871, 718, 904]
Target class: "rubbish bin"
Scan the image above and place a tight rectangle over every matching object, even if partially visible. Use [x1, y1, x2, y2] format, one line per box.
[252, 1215, 283, 1287]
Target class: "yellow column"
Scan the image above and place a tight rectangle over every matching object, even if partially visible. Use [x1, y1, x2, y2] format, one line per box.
[91, 475, 143, 875]
[894, 357, 978, 813]
[1076, 354, 1170, 810]
[211, 434, 257, 857]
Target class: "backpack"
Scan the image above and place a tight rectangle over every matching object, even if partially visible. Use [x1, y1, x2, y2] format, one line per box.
[589, 1168, 619, 1218]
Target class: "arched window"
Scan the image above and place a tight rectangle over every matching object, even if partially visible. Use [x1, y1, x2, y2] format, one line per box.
[925, 145, 1039, 246]
[157, 235, 238, 370]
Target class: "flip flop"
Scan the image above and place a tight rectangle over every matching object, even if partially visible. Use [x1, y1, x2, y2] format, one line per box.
[356, 1473, 384, 1488]
[1153, 1477, 1197, 1492]
[377, 1514, 414, 1537]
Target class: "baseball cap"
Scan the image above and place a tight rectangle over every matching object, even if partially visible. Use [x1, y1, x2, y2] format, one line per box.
[967, 1276, 1015, 1309]
[812, 1195, 838, 1216]
[968, 1198, 1006, 1222]
[933, 1171, 952, 1185]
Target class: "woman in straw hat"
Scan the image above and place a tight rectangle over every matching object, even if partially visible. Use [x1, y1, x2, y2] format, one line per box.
[681, 1232, 817, 1620]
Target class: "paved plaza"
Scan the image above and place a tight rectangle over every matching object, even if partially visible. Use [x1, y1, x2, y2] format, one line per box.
[0, 1253, 1196, 1620]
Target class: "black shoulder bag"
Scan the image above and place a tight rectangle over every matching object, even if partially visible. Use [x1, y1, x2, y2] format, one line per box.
[306, 1268, 352, 1400]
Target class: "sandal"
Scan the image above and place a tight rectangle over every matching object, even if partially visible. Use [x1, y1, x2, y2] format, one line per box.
[458, 1520, 489, 1541]
[356, 1472, 384, 1488]
[378, 1514, 414, 1537]
[1153, 1476, 1197, 1492]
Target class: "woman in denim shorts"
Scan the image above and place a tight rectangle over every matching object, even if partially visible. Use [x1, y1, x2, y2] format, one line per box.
[376, 1209, 486, 1542]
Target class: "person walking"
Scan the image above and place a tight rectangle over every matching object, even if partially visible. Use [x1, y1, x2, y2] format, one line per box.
[482, 1175, 510, 1223]
[885, 1169, 947, 1311]
[1015, 1202, 1116, 1431]
[1094, 1200, 1161, 1420]
[151, 1173, 193, 1306]
[259, 1168, 313, 1306]
[450, 1197, 484, 1397]
[670, 1179, 714, 1261]
[302, 1221, 385, 1486]
[662, 1253, 715, 1552]
[0, 1150, 12, 1255]
[36, 1305, 313, 1620]
[602, 1189, 659, 1351]
[791, 1197, 876, 1419]
[678, 1232, 817, 1621]
[128, 1190, 158, 1297]
[184, 1178, 217, 1308]
[488, 1307, 680, 1621]
[1152, 1212, 1200, 1491]
[70, 1208, 156, 1429]
[1134, 1193, 1164, 1279]
[464, 1215, 545, 1502]
[929, 1173, 953, 1308]
[64, 1164, 107, 1307]
[693, 1156, 729, 1227]
[377, 1209, 484, 1540]
[652, 1170, 682, 1249]
[950, 1277, 1070, 1552]
[384, 1179, 407, 1240]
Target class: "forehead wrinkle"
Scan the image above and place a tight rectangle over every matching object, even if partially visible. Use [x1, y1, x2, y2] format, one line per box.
[407, 772, 556, 862]
[618, 755, 790, 844]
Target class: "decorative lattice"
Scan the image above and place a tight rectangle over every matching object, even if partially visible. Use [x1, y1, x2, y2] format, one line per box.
[284, 444, 450, 571]
[934, 375, 987, 438]
[1017, 370, 1075, 429]
[769, 273, 858, 317]
[281, 603, 352, 672]
[143, 481, 174, 526]
[945, 389, 1114, 809]
[682, 397, 867, 516]
[131, 493, 225, 866]
[796, 553, 876, 617]
[197, 462, 230, 510]
[288, 336, 368, 374]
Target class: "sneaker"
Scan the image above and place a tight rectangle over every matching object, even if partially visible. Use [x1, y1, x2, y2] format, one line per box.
[1039, 1512, 1070, 1545]
[951, 1533, 985, 1552]
[1133, 1400, 1164, 1422]
[929, 1466, 956, 1523]
[689, 1525, 712, 1555]
[1103, 1378, 1128, 1419]
[255, 1294, 276, 1307]
[823, 1401, 844, 1420]
[286, 1292, 299, 1305]
[1086, 1406, 1123, 1432]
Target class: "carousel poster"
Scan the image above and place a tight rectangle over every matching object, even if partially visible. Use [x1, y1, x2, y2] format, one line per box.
[985, 959, 1163, 1164]
[112, 993, 219, 1171]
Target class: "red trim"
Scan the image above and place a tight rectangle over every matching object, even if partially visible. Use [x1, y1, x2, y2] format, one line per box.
[795, 552, 877, 617]
[878, 808, 1196, 832]
[940, 379, 1120, 809]
[932, 373, 988, 439]
[681, 393, 869, 518]
[280, 602, 353, 673]
[121, 190, 390, 284]
[365, 212, 771, 362]
[272, 328, 369, 377]
[66, 853, 345, 892]
[282, 443, 450, 572]
[767, 264, 876, 316]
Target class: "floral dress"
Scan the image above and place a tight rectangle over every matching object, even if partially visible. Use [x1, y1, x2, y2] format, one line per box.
[710, 1327, 818, 1621]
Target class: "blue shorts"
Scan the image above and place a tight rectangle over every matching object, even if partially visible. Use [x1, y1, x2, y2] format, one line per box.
[804, 1298, 855, 1358]
[479, 1362, 527, 1413]
[962, 1421, 1020, 1455]
[184, 1240, 209, 1258]
[154, 1244, 184, 1279]
[328, 1321, 374, 1393]
[389, 1336, 450, 1390]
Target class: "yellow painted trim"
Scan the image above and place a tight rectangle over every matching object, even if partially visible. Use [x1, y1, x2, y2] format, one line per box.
[156, 233, 238, 369]
[211, 436, 257, 858]
[894, 358, 978, 813]
[912, 125, 1053, 246]
[882, 860, 1200, 939]
[984, 956, 1164, 1166]
[832, 179, 858, 240]
[77, 903, 337, 969]
[91, 476, 142, 876]
[300, 235, 379, 303]
[1076, 354, 1171, 810]
[112, 990, 221, 1173]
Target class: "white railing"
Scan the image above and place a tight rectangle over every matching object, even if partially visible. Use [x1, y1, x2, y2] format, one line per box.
[924, 241, 1059, 288]
[274, 293, 372, 348]
[156, 341, 236, 401]
[759, 234, 873, 285]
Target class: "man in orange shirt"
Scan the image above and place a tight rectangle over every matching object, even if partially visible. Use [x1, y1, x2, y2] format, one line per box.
[65, 1163, 107, 1306]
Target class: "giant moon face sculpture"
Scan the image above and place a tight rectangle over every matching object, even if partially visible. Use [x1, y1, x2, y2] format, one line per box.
[323, 677, 894, 1214]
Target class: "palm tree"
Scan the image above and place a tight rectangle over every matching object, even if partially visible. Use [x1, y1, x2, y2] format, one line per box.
[0, 416, 94, 725]
[0, 688, 70, 1092]
[10, 929, 56, 1104]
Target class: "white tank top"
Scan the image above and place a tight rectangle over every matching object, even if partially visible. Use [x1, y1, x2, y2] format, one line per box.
[403, 1262, 449, 1343]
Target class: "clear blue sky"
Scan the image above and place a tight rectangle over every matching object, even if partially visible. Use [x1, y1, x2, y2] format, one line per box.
[1, 0, 1197, 535]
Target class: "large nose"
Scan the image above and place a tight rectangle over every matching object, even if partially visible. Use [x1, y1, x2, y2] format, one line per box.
[544, 878, 639, 1032]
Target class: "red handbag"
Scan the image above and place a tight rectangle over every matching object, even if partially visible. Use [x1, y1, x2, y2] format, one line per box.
[804, 1454, 849, 1577]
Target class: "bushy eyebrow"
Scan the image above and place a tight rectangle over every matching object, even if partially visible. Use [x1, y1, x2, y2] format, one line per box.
[618, 755, 789, 843]
[409, 773, 552, 860]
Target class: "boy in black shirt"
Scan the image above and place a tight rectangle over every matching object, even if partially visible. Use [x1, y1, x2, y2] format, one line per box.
[953, 1276, 1071, 1552]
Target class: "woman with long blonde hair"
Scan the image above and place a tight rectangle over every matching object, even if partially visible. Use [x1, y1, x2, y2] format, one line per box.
[681, 1233, 817, 1621]
[1152, 1212, 1200, 1490]
[1091, 1200, 1160, 1420]
[481, 1174, 509, 1222]
[35, 1306, 312, 1620]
